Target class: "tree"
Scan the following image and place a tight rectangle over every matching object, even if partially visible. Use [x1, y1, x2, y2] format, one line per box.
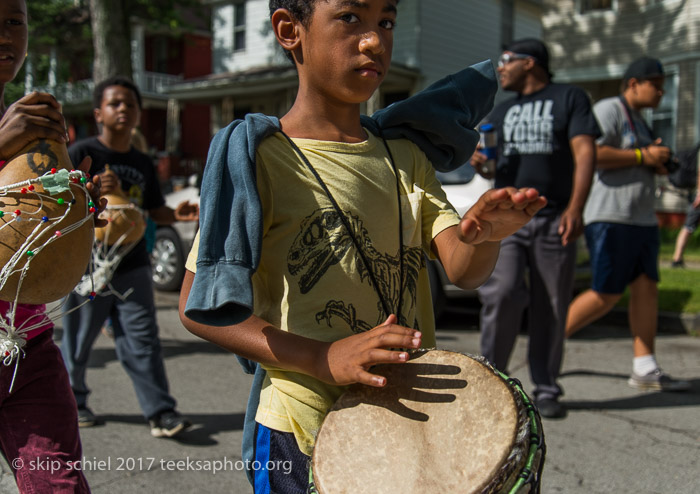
[88, 0, 132, 82]
[88, 0, 206, 84]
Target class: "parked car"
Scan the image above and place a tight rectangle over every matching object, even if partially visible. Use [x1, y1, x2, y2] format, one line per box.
[151, 176, 200, 291]
[428, 163, 493, 317]
[428, 163, 592, 319]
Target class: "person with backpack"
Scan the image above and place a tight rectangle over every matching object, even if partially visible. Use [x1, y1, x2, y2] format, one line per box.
[566, 57, 690, 391]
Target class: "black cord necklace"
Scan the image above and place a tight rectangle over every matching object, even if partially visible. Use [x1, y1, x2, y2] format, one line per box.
[279, 130, 405, 320]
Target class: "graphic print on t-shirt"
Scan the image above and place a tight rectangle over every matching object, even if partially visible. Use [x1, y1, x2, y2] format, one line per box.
[101, 163, 147, 207]
[287, 207, 424, 333]
[502, 99, 554, 156]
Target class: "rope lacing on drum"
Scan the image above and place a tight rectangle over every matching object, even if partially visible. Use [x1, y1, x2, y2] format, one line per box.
[0, 304, 45, 392]
[0, 169, 94, 298]
[0, 168, 94, 393]
[74, 206, 144, 301]
[498, 374, 546, 494]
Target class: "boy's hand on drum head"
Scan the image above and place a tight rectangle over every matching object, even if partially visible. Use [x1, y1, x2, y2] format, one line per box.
[0, 92, 68, 161]
[97, 169, 121, 195]
[315, 314, 422, 387]
[458, 187, 547, 244]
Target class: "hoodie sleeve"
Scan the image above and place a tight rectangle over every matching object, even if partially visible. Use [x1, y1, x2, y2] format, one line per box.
[184, 114, 280, 326]
[367, 60, 497, 172]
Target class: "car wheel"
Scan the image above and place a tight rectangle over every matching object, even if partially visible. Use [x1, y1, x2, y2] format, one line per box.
[151, 227, 186, 291]
[427, 260, 446, 320]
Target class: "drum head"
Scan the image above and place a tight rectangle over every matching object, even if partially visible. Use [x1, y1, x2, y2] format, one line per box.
[312, 350, 529, 493]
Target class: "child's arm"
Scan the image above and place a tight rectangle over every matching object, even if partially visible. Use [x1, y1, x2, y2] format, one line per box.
[432, 187, 546, 289]
[0, 92, 68, 161]
[179, 270, 422, 387]
[148, 202, 199, 226]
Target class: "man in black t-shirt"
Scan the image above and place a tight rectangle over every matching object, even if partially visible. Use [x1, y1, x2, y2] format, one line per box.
[470, 39, 600, 419]
[61, 76, 198, 438]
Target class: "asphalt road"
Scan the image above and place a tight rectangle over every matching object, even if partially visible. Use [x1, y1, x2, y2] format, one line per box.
[1, 291, 698, 493]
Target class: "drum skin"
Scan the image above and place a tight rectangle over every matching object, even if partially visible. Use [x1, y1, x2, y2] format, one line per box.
[312, 350, 538, 494]
[94, 192, 146, 246]
[0, 139, 94, 304]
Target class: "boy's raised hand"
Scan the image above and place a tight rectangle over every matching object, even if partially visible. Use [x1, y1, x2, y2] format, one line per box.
[315, 314, 422, 387]
[174, 200, 199, 222]
[458, 187, 546, 244]
[0, 92, 68, 161]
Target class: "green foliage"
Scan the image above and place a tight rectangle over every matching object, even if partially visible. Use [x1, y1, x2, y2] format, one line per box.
[617, 268, 700, 314]
[21, 0, 207, 89]
[612, 232, 700, 314]
[128, 0, 207, 31]
[658, 226, 700, 262]
[27, 0, 88, 51]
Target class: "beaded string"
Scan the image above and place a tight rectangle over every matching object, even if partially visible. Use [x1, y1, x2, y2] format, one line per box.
[74, 203, 145, 301]
[0, 168, 95, 391]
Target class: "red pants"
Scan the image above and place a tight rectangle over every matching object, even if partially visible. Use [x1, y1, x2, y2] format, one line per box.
[0, 329, 90, 493]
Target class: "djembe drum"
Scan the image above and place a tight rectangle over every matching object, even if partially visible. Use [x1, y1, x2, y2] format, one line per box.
[74, 172, 146, 298]
[0, 139, 94, 305]
[310, 350, 545, 494]
[94, 191, 146, 246]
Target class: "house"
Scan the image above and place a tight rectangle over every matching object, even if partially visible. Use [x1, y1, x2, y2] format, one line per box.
[165, 0, 545, 160]
[32, 14, 213, 183]
[32, 1, 546, 174]
[542, 0, 699, 221]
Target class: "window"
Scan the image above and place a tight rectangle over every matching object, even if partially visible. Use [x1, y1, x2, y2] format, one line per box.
[579, 0, 615, 13]
[233, 2, 246, 51]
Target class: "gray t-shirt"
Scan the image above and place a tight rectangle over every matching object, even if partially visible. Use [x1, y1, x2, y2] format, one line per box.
[583, 96, 658, 226]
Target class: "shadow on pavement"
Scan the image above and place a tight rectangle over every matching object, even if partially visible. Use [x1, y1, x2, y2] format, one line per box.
[92, 412, 246, 446]
[560, 370, 700, 411]
[62, 338, 229, 369]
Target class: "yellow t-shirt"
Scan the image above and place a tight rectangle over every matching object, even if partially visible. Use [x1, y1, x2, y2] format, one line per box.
[186, 130, 460, 456]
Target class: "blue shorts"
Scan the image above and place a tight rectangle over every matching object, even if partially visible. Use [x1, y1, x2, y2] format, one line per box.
[585, 222, 660, 294]
[254, 422, 309, 494]
[683, 203, 700, 232]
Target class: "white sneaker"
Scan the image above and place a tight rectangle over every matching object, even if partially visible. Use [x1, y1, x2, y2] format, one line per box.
[628, 369, 691, 392]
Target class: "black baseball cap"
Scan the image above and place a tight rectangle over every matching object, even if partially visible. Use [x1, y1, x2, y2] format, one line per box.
[622, 56, 664, 82]
[504, 38, 552, 77]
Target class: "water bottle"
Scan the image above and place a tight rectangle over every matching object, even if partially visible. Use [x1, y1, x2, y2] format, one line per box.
[478, 123, 497, 175]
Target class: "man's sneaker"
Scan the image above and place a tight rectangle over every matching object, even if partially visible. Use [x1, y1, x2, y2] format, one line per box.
[77, 407, 98, 428]
[671, 259, 685, 268]
[149, 410, 192, 438]
[628, 369, 691, 392]
[535, 397, 567, 419]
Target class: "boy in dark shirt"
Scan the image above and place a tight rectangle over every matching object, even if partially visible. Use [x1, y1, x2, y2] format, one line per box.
[61, 76, 198, 437]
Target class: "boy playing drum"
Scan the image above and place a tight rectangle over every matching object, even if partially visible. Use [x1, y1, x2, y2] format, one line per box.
[180, 1, 547, 492]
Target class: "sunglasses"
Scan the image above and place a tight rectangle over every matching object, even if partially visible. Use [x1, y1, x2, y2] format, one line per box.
[497, 53, 533, 68]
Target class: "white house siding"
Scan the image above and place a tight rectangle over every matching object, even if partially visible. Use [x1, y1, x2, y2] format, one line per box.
[513, 1, 543, 42]
[417, 0, 502, 88]
[393, 0, 421, 69]
[543, 0, 700, 80]
[543, 0, 700, 148]
[213, 0, 286, 74]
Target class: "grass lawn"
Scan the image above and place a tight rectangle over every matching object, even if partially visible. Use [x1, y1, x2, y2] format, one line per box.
[615, 227, 700, 314]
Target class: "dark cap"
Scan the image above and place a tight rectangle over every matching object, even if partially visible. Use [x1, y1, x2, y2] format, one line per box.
[504, 38, 551, 77]
[622, 56, 664, 82]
